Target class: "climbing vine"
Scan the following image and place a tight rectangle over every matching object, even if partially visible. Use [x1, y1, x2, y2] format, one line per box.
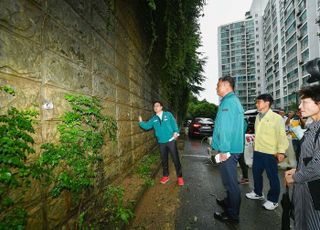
[37, 94, 117, 199]
[0, 88, 118, 229]
[0, 86, 38, 229]
[140, 0, 206, 120]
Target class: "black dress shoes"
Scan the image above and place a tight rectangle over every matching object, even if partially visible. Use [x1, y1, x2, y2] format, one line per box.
[216, 198, 227, 209]
[214, 212, 239, 224]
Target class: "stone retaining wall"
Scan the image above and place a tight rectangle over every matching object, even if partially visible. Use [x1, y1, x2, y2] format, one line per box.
[0, 0, 162, 228]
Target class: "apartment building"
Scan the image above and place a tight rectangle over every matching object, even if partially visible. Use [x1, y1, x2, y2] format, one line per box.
[262, 0, 284, 108]
[218, 0, 320, 110]
[280, 0, 319, 109]
[218, 18, 257, 110]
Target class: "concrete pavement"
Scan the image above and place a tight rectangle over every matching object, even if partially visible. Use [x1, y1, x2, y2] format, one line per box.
[175, 138, 288, 230]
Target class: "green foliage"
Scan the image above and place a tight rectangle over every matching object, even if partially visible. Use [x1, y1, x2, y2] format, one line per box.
[137, 152, 159, 187]
[288, 102, 299, 112]
[37, 94, 117, 198]
[187, 95, 218, 119]
[0, 86, 37, 229]
[0, 85, 15, 96]
[147, 0, 156, 10]
[140, 0, 206, 121]
[103, 185, 134, 225]
[0, 207, 27, 230]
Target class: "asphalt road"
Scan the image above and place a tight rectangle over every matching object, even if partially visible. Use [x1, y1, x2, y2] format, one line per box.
[175, 137, 288, 230]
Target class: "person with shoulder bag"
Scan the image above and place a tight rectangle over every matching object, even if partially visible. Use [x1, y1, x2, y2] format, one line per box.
[285, 85, 320, 230]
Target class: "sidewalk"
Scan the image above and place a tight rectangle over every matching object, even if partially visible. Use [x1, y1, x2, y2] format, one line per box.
[176, 138, 286, 230]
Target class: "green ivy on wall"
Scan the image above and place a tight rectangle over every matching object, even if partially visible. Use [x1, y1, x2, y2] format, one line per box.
[37, 94, 117, 199]
[0, 86, 38, 229]
[140, 0, 206, 120]
[0, 88, 118, 229]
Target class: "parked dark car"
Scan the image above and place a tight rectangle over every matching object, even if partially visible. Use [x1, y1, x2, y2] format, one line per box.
[244, 109, 258, 134]
[188, 117, 214, 137]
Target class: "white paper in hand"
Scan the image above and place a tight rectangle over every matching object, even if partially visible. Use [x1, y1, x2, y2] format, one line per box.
[169, 133, 180, 142]
[215, 152, 231, 163]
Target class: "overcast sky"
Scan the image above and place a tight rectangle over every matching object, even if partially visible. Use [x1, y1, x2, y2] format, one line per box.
[198, 0, 253, 105]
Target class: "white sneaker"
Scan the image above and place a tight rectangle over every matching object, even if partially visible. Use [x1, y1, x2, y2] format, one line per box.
[263, 200, 279, 210]
[245, 191, 265, 200]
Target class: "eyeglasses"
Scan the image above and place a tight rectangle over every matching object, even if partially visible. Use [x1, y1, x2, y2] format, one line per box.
[300, 100, 316, 106]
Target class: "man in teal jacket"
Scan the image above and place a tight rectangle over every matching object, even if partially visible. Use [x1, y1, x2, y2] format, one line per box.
[212, 76, 245, 224]
[139, 101, 184, 186]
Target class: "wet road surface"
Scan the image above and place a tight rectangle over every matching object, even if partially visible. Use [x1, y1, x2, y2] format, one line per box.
[176, 137, 287, 230]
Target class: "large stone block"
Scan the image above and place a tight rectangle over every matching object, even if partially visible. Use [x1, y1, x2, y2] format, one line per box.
[117, 120, 132, 138]
[92, 74, 117, 102]
[115, 28, 129, 61]
[41, 51, 92, 94]
[43, 18, 92, 67]
[115, 53, 129, 76]
[129, 77, 140, 96]
[103, 159, 121, 182]
[116, 103, 131, 121]
[130, 92, 143, 109]
[129, 51, 146, 77]
[132, 133, 142, 150]
[117, 136, 133, 157]
[40, 85, 72, 120]
[46, 194, 69, 228]
[92, 54, 116, 83]
[90, 5, 116, 47]
[117, 71, 129, 90]
[64, 0, 91, 22]
[100, 141, 118, 164]
[0, 31, 42, 80]
[0, 74, 41, 110]
[100, 100, 116, 118]
[117, 153, 134, 173]
[0, 0, 43, 44]
[47, 0, 93, 46]
[116, 87, 130, 104]
[40, 121, 60, 143]
[131, 119, 142, 134]
[93, 33, 115, 65]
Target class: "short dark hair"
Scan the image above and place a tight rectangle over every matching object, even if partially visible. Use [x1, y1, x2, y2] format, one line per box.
[219, 76, 235, 89]
[256, 94, 274, 107]
[299, 85, 320, 104]
[153, 100, 163, 107]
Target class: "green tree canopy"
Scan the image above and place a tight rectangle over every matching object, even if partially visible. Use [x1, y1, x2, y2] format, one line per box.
[139, 0, 206, 121]
[187, 95, 218, 120]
